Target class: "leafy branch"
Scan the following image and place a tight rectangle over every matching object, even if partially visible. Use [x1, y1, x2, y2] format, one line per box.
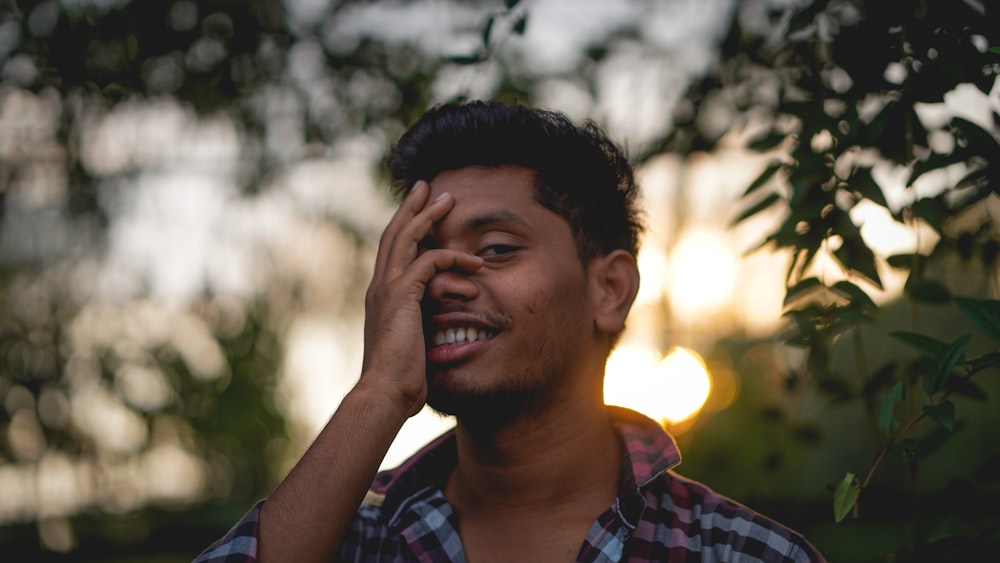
[713, 1, 1000, 553]
[836, 338, 1000, 522]
[839, 300, 1000, 519]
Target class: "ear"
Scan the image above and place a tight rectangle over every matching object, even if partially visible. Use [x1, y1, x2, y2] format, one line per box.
[589, 250, 640, 334]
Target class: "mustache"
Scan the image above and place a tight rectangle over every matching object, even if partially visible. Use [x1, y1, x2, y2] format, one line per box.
[421, 303, 512, 330]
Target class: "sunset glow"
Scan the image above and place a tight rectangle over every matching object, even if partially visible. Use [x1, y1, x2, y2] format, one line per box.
[604, 345, 713, 426]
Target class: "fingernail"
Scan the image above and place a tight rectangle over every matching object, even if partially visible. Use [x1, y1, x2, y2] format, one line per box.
[432, 192, 450, 203]
[410, 181, 427, 195]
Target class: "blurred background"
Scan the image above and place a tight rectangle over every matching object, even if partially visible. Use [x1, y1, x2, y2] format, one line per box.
[1, 0, 999, 561]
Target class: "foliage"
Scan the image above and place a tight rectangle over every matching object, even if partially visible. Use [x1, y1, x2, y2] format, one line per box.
[0, 0, 529, 557]
[5, 0, 1000, 559]
[0, 0, 396, 556]
[679, 0, 1000, 558]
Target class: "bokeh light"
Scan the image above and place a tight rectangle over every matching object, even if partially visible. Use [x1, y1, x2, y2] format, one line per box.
[666, 229, 738, 320]
[3, 0, 997, 559]
[604, 345, 713, 427]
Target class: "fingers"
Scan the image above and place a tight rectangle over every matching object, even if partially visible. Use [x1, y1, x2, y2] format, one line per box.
[374, 181, 457, 283]
[373, 181, 429, 280]
[365, 248, 483, 321]
[386, 191, 453, 277]
[368, 179, 484, 312]
[405, 249, 484, 291]
[370, 247, 482, 302]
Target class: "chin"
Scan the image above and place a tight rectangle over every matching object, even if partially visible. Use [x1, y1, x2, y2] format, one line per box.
[426, 381, 544, 431]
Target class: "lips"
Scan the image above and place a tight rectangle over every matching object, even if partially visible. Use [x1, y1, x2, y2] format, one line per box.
[424, 312, 502, 364]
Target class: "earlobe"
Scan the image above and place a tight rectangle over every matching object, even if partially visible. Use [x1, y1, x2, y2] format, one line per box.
[591, 250, 640, 334]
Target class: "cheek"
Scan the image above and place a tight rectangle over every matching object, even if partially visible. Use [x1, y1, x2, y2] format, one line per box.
[524, 275, 590, 330]
[491, 261, 590, 329]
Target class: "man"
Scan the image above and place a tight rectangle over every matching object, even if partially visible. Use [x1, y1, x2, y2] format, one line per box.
[196, 101, 825, 562]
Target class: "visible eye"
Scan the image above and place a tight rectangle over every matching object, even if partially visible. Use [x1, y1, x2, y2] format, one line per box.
[478, 244, 519, 258]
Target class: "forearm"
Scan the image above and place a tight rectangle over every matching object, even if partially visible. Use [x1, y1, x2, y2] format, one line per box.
[257, 383, 410, 563]
[254, 183, 470, 562]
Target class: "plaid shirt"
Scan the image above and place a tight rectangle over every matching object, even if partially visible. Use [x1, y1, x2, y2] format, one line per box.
[196, 407, 825, 562]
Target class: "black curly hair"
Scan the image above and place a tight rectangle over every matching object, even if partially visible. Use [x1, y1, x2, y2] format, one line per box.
[387, 101, 643, 261]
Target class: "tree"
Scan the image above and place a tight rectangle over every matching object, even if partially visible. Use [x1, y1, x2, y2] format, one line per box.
[1, 0, 532, 558]
[6, 0, 999, 559]
[673, 0, 1000, 559]
[0, 0, 430, 558]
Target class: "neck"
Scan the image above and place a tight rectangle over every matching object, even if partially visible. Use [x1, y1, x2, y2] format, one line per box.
[446, 393, 622, 510]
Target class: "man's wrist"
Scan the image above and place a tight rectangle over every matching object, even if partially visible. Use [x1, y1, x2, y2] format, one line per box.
[348, 377, 422, 422]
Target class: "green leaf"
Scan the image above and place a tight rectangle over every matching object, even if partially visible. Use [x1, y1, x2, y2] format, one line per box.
[481, 15, 495, 49]
[907, 151, 966, 187]
[743, 162, 783, 197]
[888, 438, 919, 459]
[946, 377, 988, 402]
[878, 381, 904, 432]
[783, 277, 824, 306]
[925, 334, 971, 395]
[862, 362, 898, 403]
[886, 253, 925, 271]
[923, 400, 955, 432]
[911, 197, 946, 233]
[954, 297, 1000, 341]
[732, 193, 782, 224]
[951, 169, 992, 210]
[827, 306, 873, 336]
[512, 13, 528, 35]
[990, 46, 1000, 55]
[904, 278, 952, 303]
[846, 166, 888, 207]
[832, 227, 883, 288]
[833, 472, 860, 523]
[889, 331, 949, 358]
[953, 117, 1000, 158]
[446, 53, 485, 65]
[831, 280, 877, 311]
[964, 350, 1000, 372]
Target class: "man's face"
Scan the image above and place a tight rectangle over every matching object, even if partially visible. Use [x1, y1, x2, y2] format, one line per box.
[420, 166, 604, 425]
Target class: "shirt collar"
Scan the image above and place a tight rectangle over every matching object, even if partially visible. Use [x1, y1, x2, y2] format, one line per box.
[370, 407, 681, 528]
[371, 430, 457, 528]
[607, 406, 682, 528]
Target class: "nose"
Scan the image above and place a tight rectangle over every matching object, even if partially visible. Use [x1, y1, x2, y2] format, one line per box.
[426, 268, 480, 302]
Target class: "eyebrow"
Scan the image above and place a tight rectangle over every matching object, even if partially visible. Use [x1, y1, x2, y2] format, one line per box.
[460, 209, 531, 233]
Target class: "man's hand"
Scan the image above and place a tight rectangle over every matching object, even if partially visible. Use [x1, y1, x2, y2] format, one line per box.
[258, 181, 481, 563]
[359, 180, 483, 417]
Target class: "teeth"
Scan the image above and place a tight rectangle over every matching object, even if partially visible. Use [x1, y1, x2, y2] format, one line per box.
[431, 327, 494, 346]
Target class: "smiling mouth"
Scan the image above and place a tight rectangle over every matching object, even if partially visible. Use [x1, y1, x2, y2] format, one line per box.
[430, 326, 496, 347]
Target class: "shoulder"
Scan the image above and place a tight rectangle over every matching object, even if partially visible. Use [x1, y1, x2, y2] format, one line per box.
[192, 502, 262, 563]
[346, 430, 458, 532]
[339, 452, 457, 562]
[638, 471, 826, 562]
